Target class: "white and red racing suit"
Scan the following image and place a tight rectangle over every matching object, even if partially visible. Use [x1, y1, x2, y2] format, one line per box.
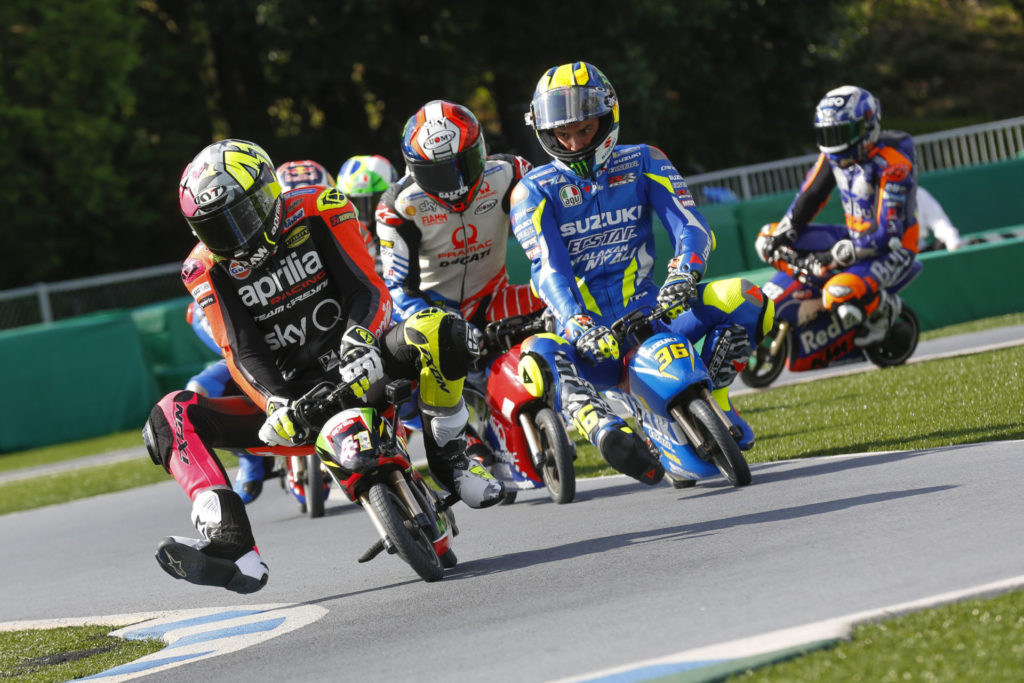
[375, 154, 544, 328]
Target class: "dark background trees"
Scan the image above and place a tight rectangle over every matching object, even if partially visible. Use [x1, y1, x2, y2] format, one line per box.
[1, 0, 1021, 289]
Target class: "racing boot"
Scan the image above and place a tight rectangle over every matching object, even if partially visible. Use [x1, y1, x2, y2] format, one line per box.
[233, 452, 267, 504]
[556, 356, 663, 486]
[423, 401, 505, 509]
[594, 420, 664, 485]
[712, 386, 754, 451]
[854, 291, 902, 347]
[156, 488, 268, 594]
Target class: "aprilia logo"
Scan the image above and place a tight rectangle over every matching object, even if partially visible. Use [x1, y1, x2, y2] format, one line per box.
[238, 251, 323, 307]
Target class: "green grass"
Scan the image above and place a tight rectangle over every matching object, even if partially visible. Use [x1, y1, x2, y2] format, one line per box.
[0, 624, 163, 682]
[0, 312, 1021, 681]
[729, 589, 1024, 682]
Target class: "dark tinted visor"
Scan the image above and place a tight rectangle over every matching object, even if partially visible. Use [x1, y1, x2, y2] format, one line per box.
[187, 183, 280, 257]
[407, 146, 484, 200]
[815, 119, 866, 150]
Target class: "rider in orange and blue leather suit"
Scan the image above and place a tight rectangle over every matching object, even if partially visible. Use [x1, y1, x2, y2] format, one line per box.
[755, 85, 919, 348]
[511, 62, 774, 455]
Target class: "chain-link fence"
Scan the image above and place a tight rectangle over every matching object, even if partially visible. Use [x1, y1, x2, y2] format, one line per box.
[0, 263, 182, 330]
[686, 116, 1024, 204]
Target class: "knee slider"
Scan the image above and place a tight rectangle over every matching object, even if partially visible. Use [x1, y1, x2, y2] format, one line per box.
[143, 405, 174, 472]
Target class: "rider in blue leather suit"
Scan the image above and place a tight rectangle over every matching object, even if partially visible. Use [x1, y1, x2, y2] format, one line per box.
[511, 62, 774, 456]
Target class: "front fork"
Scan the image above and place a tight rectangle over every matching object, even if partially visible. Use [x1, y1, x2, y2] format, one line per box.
[669, 386, 741, 459]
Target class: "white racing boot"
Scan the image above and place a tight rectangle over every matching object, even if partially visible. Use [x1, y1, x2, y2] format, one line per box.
[156, 488, 268, 593]
[854, 291, 902, 347]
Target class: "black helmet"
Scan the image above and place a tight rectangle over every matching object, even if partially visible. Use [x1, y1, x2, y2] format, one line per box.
[179, 139, 284, 268]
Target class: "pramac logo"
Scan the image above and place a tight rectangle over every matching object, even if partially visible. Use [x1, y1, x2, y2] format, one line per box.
[451, 224, 479, 248]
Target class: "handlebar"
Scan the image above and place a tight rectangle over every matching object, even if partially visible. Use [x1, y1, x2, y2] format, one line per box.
[609, 305, 676, 347]
[483, 312, 549, 355]
[287, 378, 417, 443]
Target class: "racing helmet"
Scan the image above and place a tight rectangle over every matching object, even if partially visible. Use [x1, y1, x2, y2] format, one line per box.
[275, 159, 334, 191]
[179, 139, 284, 269]
[526, 62, 619, 178]
[814, 85, 881, 164]
[401, 100, 486, 213]
[336, 154, 399, 225]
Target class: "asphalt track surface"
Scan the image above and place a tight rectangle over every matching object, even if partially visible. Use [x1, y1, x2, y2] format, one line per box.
[1, 325, 1022, 681]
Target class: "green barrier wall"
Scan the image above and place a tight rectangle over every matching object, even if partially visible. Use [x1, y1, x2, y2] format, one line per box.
[131, 297, 219, 394]
[0, 311, 161, 452]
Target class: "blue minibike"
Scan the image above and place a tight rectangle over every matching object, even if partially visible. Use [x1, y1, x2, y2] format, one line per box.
[606, 306, 751, 489]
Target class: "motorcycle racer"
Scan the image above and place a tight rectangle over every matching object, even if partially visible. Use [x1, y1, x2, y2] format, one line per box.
[337, 154, 400, 264]
[512, 62, 774, 469]
[380, 99, 649, 483]
[376, 99, 544, 328]
[143, 139, 504, 594]
[755, 85, 919, 347]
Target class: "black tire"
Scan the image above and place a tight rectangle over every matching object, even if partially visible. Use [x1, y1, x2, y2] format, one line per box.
[865, 306, 919, 367]
[684, 398, 751, 487]
[440, 549, 458, 568]
[367, 483, 444, 582]
[740, 330, 790, 388]
[498, 488, 518, 505]
[533, 407, 576, 504]
[306, 453, 324, 518]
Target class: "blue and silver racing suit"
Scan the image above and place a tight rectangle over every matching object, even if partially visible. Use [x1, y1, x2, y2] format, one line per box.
[510, 144, 774, 448]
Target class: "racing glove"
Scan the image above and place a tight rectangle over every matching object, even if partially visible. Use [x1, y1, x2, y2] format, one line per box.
[566, 314, 619, 365]
[755, 217, 797, 263]
[804, 239, 856, 277]
[259, 396, 300, 447]
[657, 261, 699, 320]
[339, 325, 385, 401]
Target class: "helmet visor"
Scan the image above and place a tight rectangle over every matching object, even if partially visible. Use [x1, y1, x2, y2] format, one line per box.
[407, 146, 484, 203]
[815, 119, 867, 152]
[187, 182, 280, 257]
[531, 87, 612, 130]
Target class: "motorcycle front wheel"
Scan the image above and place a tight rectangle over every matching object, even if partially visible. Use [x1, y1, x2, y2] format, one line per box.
[306, 453, 325, 518]
[533, 407, 576, 504]
[686, 398, 751, 487]
[866, 306, 919, 367]
[740, 329, 790, 388]
[368, 483, 444, 582]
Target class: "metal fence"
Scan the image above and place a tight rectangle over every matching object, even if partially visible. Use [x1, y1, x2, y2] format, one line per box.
[686, 115, 1024, 203]
[3, 116, 1023, 331]
[0, 263, 183, 330]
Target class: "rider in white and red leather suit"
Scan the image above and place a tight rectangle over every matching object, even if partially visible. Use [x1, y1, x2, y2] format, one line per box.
[756, 85, 919, 347]
[376, 100, 543, 329]
[143, 140, 503, 595]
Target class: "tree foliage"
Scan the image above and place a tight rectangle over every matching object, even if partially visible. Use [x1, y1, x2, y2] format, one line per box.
[1, 0, 1021, 288]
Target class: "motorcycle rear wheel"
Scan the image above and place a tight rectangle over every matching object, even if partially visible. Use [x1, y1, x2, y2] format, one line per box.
[686, 398, 751, 487]
[306, 453, 325, 518]
[534, 407, 576, 504]
[368, 483, 444, 582]
[740, 330, 790, 388]
[865, 306, 919, 367]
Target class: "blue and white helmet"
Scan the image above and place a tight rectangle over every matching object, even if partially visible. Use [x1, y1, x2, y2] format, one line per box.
[814, 85, 881, 162]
